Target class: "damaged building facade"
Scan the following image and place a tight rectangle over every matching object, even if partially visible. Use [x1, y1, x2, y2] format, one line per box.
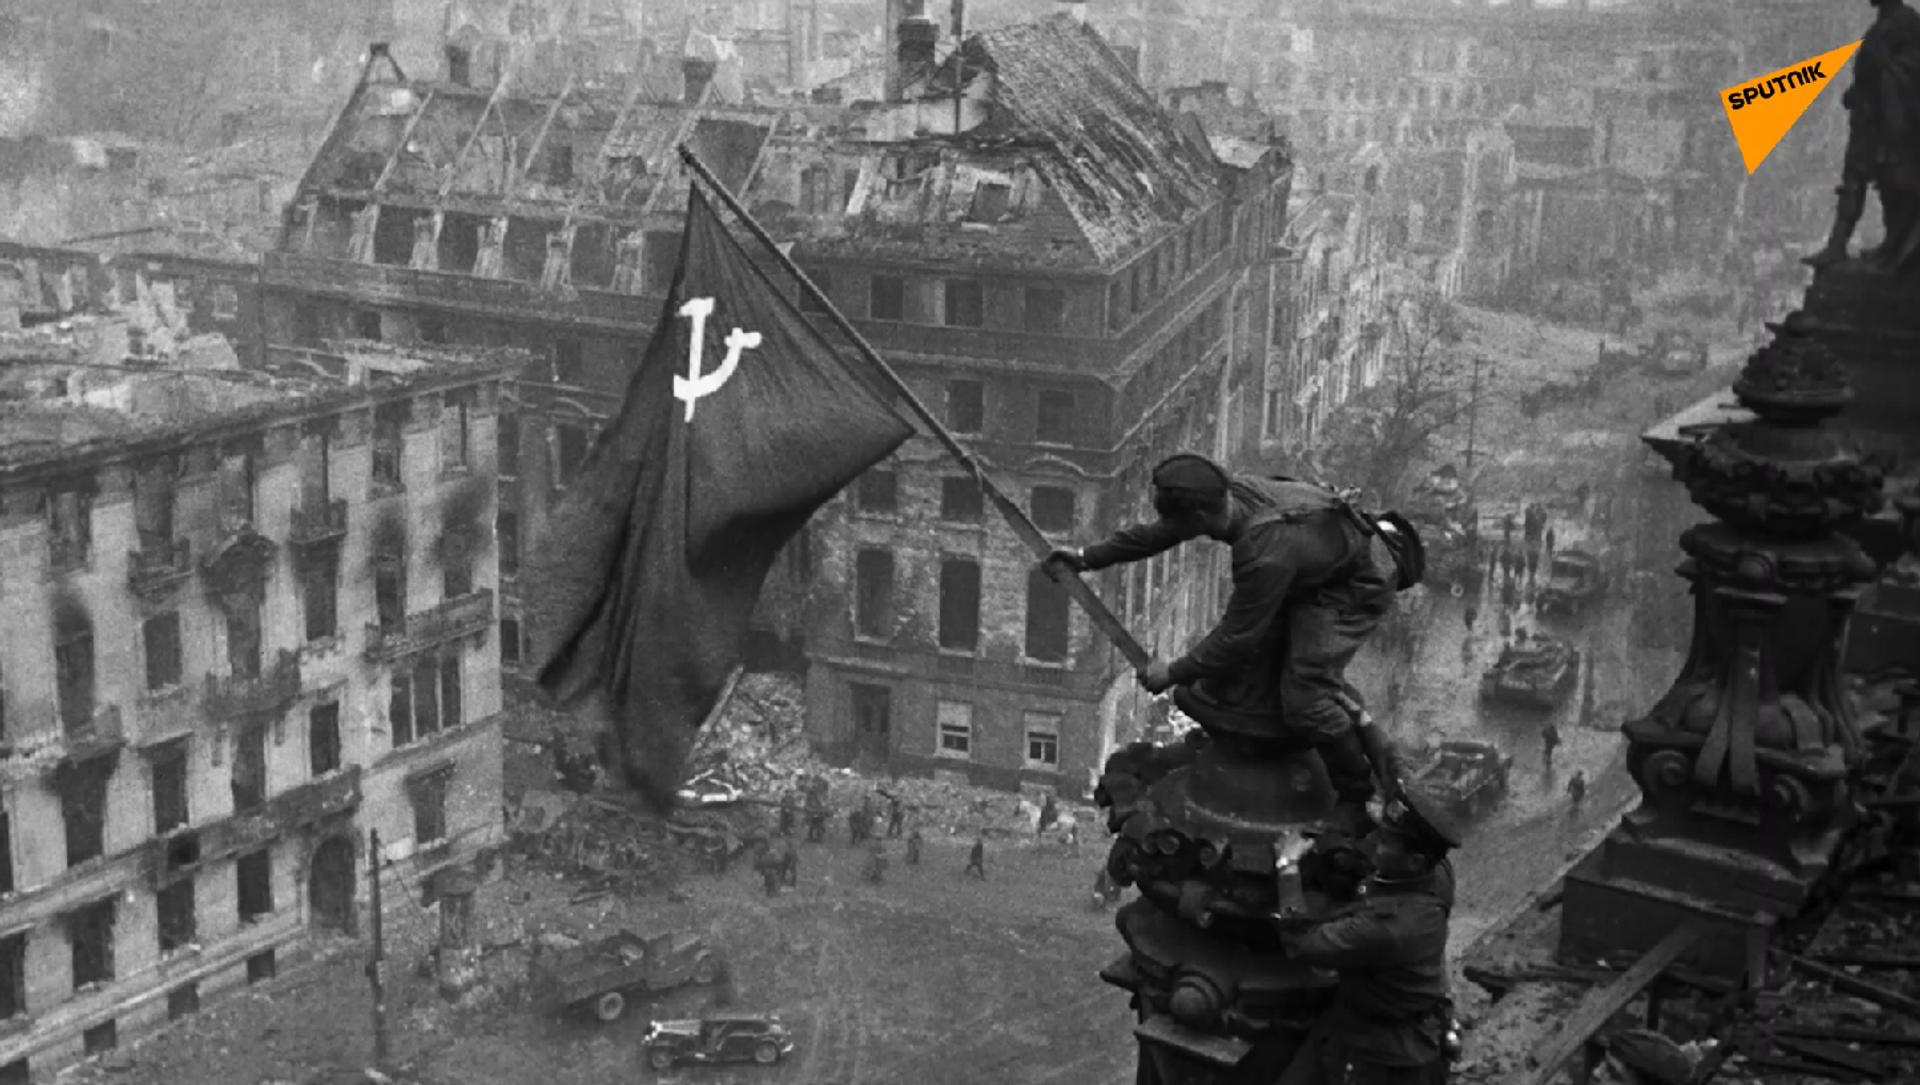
[258, 45, 777, 681]
[757, 8, 1291, 794]
[0, 338, 513, 1081]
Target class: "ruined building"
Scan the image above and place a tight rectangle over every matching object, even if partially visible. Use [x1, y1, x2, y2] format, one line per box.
[751, 6, 1291, 793]
[260, 44, 775, 685]
[0, 338, 516, 1081]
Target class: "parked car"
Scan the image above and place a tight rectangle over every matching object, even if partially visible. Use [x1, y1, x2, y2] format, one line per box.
[532, 928, 724, 1022]
[676, 769, 743, 808]
[1537, 551, 1606, 617]
[1481, 637, 1580, 710]
[643, 1014, 796, 1070]
[1414, 740, 1513, 821]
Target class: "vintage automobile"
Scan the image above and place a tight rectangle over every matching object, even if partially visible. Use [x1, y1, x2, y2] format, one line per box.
[1537, 551, 1606, 617]
[532, 928, 723, 1022]
[1480, 636, 1581, 710]
[1414, 740, 1514, 821]
[643, 1014, 796, 1070]
[676, 768, 744, 808]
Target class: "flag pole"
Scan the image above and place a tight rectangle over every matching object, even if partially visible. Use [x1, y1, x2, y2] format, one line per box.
[675, 143, 1151, 671]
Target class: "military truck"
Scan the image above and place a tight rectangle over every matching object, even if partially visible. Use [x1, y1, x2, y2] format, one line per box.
[1481, 637, 1580, 710]
[1537, 550, 1606, 618]
[532, 928, 724, 1022]
[1414, 741, 1514, 821]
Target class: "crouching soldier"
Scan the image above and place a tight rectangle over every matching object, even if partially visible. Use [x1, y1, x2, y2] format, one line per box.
[1274, 782, 1461, 1085]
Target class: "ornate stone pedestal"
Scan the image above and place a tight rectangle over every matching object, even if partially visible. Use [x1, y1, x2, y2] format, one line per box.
[1096, 711, 1346, 1084]
[1560, 314, 1885, 977]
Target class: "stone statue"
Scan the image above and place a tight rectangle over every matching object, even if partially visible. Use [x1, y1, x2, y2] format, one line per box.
[1808, 0, 1920, 272]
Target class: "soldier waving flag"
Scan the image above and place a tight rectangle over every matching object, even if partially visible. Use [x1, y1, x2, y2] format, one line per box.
[534, 183, 913, 813]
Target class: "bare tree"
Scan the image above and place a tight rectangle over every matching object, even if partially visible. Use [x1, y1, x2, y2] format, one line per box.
[1307, 290, 1469, 508]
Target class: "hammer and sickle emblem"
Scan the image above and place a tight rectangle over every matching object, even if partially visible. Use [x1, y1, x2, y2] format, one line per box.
[673, 297, 762, 422]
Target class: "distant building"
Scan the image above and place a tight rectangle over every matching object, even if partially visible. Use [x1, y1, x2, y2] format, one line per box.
[758, 11, 1290, 795]
[0, 335, 517, 1080]
[258, 45, 780, 689]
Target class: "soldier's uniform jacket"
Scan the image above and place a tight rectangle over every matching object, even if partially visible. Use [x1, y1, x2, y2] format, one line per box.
[1080, 476, 1377, 721]
[1284, 864, 1453, 1069]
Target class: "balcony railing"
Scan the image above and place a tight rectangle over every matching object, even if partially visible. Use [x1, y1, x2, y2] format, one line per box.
[204, 650, 302, 721]
[289, 499, 348, 548]
[149, 764, 363, 888]
[128, 537, 193, 595]
[60, 704, 125, 765]
[263, 252, 653, 330]
[365, 589, 495, 662]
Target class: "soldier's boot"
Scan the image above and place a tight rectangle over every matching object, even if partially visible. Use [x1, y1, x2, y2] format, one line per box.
[1806, 184, 1867, 267]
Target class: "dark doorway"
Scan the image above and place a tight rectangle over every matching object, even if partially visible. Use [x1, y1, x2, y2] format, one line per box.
[308, 836, 354, 933]
[850, 683, 891, 766]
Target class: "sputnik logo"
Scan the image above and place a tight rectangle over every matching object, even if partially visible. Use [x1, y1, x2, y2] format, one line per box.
[673, 296, 762, 422]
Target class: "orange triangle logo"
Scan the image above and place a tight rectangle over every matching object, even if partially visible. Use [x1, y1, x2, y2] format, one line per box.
[1721, 40, 1861, 174]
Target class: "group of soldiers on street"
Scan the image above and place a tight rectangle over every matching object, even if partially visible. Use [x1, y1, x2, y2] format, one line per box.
[1049, 453, 1459, 1084]
[755, 778, 991, 895]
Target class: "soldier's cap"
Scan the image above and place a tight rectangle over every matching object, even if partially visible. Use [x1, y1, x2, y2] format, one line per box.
[1382, 781, 1464, 854]
[1150, 454, 1230, 500]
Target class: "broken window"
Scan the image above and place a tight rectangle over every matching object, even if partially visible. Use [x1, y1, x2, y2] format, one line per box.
[445, 45, 471, 86]
[68, 898, 116, 989]
[0, 809, 9, 894]
[225, 599, 262, 680]
[497, 412, 519, 478]
[943, 279, 984, 327]
[151, 743, 188, 833]
[309, 702, 341, 777]
[799, 268, 832, 314]
[439, 214, 482, 273]
[640, 232, 678, 293]
[552, 423, 590, 488]
[1130, 264, 1145, 313]
[46, 487, 94, 571]
[1023, 712, 1061, 768]
[1034, 389, 1076, 445]
[1030, 486, 1077, 533]
[298, 426, 331, 510]
[413, 656, 442, 738]
[552, 338, 584, 384]
[937, 559, 981, 653]
[855, 470, 898, 514]
[388, 668, 415, 747]
[442, 532, 474, 599]
[499, 619, 522, 666]
[940, 477, 983, 523]
[302, 561, 338, 641]
[82, 1022, 116, 1056]
[1024, 288, 1066, 334]
[246, 951, 275, 983]
[946, 379, 984, 434]
[409, 767, 452, 847]
[236, 849, 272, 923]
[231, 723, 267, 813]
[54, 607, 95, 735]
[936, 701, 972, 758]
[441, 655, 463, 729]
[142, 611, 183, 691]
[967, 182, 1010, 223]
[442, 391, 471, 471]
[800, 165, 832, 215]
[497, 509, 520, 577]
[134, 459, 177, 550]
[854, 549, 894, 639]
[1107, 281, 1126, 330]
[0, 934, 22, 1020]
[419, 315, 447, 344]
[353, 309, 383, 341]
[372, 403, 406, 492]
[1024, 566, 1071, 663]
[156, 879, 195, 953]
[869, 275, 904, 321]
